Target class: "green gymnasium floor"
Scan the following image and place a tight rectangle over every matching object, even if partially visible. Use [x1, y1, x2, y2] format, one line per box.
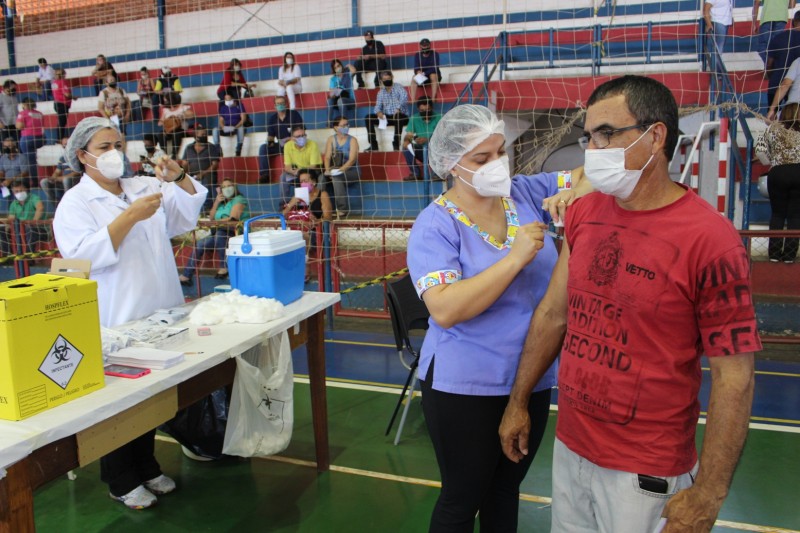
[33, 377, 800, 533]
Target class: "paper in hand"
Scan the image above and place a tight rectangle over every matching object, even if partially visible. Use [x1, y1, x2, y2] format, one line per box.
[407, 143, 415, 157]
[0, 186, 8, 198]
[378, 117, 388, 130]
[414, 73, 428, 85]
[294, 186, 310, 204]
[110, 115, 120, 127]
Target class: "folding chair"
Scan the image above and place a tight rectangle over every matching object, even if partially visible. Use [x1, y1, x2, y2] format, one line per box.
[384, 274, 430, 445]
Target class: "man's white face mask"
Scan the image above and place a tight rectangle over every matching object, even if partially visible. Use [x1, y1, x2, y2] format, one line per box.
[583, 125, 655, 200]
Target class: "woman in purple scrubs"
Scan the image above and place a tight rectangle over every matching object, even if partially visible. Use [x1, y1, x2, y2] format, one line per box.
[407, 104, 587, 532]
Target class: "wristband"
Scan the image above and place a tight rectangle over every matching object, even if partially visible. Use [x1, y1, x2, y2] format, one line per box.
[173, 170, 187, 183]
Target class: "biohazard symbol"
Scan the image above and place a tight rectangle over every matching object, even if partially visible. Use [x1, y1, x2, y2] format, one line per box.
[52, 338, 71, 363]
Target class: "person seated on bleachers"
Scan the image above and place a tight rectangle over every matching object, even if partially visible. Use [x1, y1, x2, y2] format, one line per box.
[91, 54, 116, 96]
[259, 95, 304, 183]
[182, 124, 221, 213]
[365, 71, 409, 151]
[277, 52, 303, 110]
[158, 92, 194, 158]
[354, 30, 388, 89]
[402, 97, 441, 181]
[40, 136, 80, 203]
[410, 39, 442, 102]
[0, 138, 29, 190]
[52, 68, 75, 141]
[137, 134, 167, 177]
[0, 80, 19, 143]
[216, 58, 254, 102]
[35, 58, 55, 102]
[213, 94, 248, 157]
[155, 66, 183, 110]
[282, 168, 332, 281]
[179, 177, 249, 286]
[323, 117, 360, 217]
[97, 73, 131, 135]
[0, 179, 47, 256]
[327, 59, 356, 125]
[281, 125, 321, 205]
[15, 99, 45, 180]
[137, 67, 158, 120]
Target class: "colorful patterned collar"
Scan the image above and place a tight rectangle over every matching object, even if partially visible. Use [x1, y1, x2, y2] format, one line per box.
[434, 195, 519, 250]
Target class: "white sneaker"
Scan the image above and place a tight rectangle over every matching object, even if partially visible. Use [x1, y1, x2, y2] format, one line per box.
[110, 485, 157, 510]
[181, 445, 215, 462]
[143, 474, 176, 495]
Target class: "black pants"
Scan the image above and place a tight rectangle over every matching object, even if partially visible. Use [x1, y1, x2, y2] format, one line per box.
[54, 102, 70, 140]
[354, 58, 387, 88]
[421, 360, 552, 533]
[365, 112, 408, 151]
[767, 163, 800, 261]
[100, 430, 162, 497]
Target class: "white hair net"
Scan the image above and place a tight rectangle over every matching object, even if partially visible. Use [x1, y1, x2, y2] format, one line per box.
[428, 104, 505, 178]
[65, 117, 119, 173]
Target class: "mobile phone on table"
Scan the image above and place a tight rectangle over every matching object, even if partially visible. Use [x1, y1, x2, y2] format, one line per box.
[104, 364, 151, 379]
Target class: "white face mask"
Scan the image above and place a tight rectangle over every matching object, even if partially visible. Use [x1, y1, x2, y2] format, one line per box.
[583, 125, 654, 200]
[233, 65, 241, 72]
[13, 191, 27, 203]
[286, 58, 294, 65]
[455, 155, 511, 197]
[224, 100, 235, 107]
[84, 149, 125, 180]
[222, 186, 235, 198]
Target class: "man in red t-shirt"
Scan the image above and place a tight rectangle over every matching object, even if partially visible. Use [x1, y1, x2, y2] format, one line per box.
[499, 75, 760, 533]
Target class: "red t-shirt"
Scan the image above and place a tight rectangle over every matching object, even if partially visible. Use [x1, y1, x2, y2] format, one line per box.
[557, 186, 761, 476]
[16, 109, 44, 137]
[52, 78, 72, 105]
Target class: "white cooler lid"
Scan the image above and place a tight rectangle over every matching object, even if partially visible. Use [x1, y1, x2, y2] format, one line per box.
[227, 228, 305, 256]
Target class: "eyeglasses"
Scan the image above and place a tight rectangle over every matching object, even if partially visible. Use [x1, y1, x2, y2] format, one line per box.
[578, 123, 652, 149]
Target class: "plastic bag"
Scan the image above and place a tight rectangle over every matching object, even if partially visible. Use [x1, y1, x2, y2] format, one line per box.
[160, 387, 229, 459]
[223, 331, 294, 457]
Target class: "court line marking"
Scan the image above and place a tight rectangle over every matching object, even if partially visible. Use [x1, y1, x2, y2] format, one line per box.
[263, 458, 800, 533]
[153, 438, 797, 533]
[294, 377, 800, 432]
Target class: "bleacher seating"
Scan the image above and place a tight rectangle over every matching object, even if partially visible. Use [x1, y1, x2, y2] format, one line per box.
[16, 18, 773, 221]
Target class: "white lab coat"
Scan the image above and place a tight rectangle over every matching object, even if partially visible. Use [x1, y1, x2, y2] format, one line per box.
[53, 174, 207, 327]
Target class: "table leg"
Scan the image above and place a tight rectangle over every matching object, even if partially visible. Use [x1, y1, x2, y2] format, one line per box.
[0, 460, 35, 533]
[306, 310, 329, 471]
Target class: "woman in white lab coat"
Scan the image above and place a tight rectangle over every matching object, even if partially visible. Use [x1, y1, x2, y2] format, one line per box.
[53, 117, 207, 510]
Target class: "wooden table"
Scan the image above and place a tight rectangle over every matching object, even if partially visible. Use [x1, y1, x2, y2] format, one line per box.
[0, 291, 339, 533]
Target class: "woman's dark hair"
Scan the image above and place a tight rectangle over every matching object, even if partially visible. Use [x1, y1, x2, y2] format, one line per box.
[330, 116, 348, 129]
[228, 58, 242, 71]
[297, 168, 318, 182]
[140, 66, 149, 73]
[283, 52, 295, 70]
[781, 103, 800, 132]
[587, 75, 679, 159]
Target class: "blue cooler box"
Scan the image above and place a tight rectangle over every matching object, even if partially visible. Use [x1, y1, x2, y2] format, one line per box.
[226, 214, 306, 304]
